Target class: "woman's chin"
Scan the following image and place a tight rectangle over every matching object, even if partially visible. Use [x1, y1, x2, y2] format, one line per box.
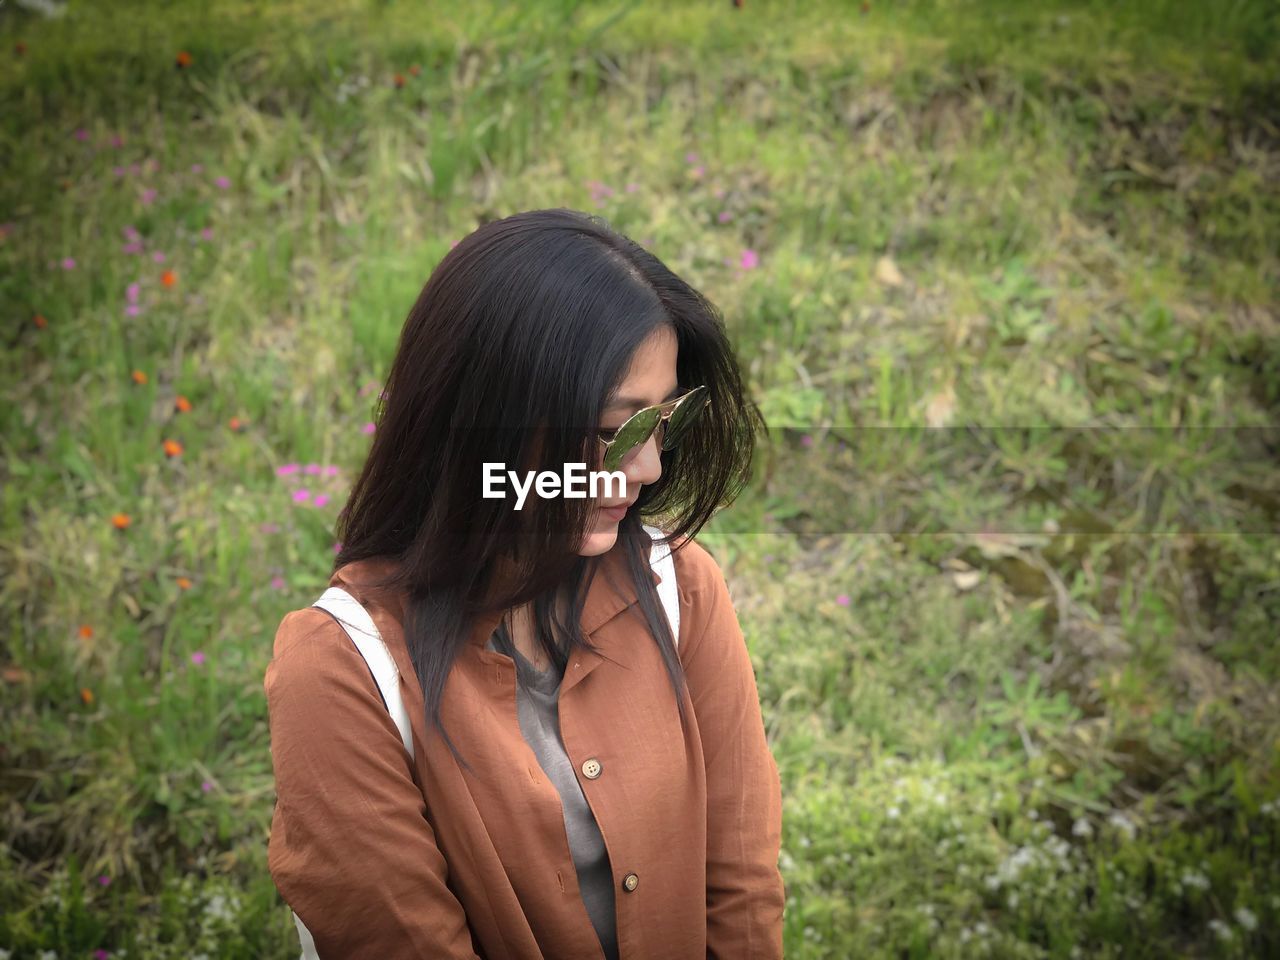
[577, 521, 621, 557]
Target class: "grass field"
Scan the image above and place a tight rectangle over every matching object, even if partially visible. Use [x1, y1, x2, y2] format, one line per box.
[1, 0, 1278, 957]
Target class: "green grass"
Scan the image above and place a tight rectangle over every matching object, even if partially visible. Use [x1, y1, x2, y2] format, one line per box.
[1, 0, 1278, 957]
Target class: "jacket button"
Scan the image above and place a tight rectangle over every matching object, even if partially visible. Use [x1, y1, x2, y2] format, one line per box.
[581, 758, 602, 779]
[622, 872, 639, 892]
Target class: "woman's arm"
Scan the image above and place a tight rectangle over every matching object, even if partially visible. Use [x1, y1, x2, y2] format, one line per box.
[675, 541, 786, 959]
[264, 607, 482, 960]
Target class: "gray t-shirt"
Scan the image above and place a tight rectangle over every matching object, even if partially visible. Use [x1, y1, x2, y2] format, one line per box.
[486, 626, 619, 960]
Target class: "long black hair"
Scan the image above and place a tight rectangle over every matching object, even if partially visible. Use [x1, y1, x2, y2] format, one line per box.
[331, 208, 762, 772]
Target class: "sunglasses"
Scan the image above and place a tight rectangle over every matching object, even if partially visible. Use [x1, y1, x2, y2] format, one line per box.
[597, 385, 710, 471]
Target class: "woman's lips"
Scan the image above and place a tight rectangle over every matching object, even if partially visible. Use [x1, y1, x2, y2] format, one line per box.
[601, 504, 629, 522]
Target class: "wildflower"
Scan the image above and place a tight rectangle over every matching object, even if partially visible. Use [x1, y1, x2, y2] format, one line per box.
[362, 422, 376, 435]
[836, 594, 850, 607]
[74, 128, 89, 141]
[292, 489, 311, 504]
[112, 165, 126, 177]
[176, 577, 192, 590]
[190, 651, 206, 666]
[175, 51, 193, 69]
[126, 282, 140, 303]
[324, 465, 340, 477]
[270, 575, 286, 590]
[140, 188, 157, 206]
[409, 64, 421, 76]
[333, 541, 343, 553]
[97, 874, 111, 886]
[175, 395, 192, 413]
[1072, 817, 1093, 838]
[1208, 918, 1233, 942]
[125, 305, 141, 317]
[61, 257, 76, 270]
[800, 434, 813, 447]
[717, 210, 732, 223]
[739, 248, 759, 270]
[191, 163, 204, 173]
[228, 416, 245, 431]
[111, 513, 131, 529]
[201, 780, 213, 792]
[684, 151, 699, 164]
[1234, 907, 1257, 932]
[79, 625, 93, 639]
[214, 176, 230, 190]
[152, 250, 166, 263]
[260, 522, 281, 534]
[393, 73, 406, 88]
[161, 270, 176, 287]
[303, 463, 321, 475]
[199, 227, 214, 241]
[314, 494, 330, 508]
[34, 314, 47, 328]
[276, 463, 300, 476]
[123, 240, 143, 254]
[110, 134, 124, 148]
[80, 687, 94, 705]
[162, 439, 183, 458]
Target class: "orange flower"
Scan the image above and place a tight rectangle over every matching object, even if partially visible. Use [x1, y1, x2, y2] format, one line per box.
[228, 416, 244, 432]
[409, 64, 421, 77]
[163, 439, 183, 458]
[15, 42, 27, 57]
[111, 513, 131, 529]
[79, 624, 94, 639]
[80, 687, 94, 705]
[161, 270, 176, 288]
[176, 577, 193, 590]
[176, 51, 193, 69]
[131, 369, 148, 385]
[393, 73, 406, 88]
[175, 395, 192, 413]
[33, 314, 47, 328]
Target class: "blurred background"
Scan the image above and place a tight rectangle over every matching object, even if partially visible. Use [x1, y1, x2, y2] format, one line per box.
[1, 0, 1277, 957]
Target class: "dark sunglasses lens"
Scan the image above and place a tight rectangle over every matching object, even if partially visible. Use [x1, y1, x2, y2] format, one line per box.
[661, 389, 709, 450]
[604, 406, 661, 471]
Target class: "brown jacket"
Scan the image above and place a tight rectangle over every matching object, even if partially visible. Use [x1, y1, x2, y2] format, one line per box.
[264, 535, 786, 959]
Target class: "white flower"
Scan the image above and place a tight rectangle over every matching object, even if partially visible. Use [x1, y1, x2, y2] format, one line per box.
[1234, 907, 1258, 932]
[1072, 817, 1093, 838]
[1208, 918, 1234, 942]
[1107, 812, 1137, 840]
[886, 806, 900, 820]
[1180, 869, 1211, 892]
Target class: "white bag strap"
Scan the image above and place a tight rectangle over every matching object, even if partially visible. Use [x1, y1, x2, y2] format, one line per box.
[643, 523, 681, 647]
[312, 587, 415, 761]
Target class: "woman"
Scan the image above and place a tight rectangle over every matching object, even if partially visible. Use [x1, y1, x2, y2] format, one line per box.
[264, 208, 784, 959]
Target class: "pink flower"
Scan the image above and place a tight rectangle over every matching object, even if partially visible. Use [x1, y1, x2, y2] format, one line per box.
[313, 494, 330, 508]
[126, 282, 140, 303]
[303, 463, 321, 475]
[140, 188, 157, 206]
[61, 257, 76, 270]
[199, 227, 214, 241]
[214, 175, 231, 190]
[259, 522, 280, 533]
[123, 224, 140, 240]
[270, 574, 286, 590]
[800, 434, 814, 447]
[94, 950, 111, 960]
[333, 541, 343, 554]
[201, 780, 213, 792]
[124, 304, 142, 317]
[97, 874, 112, 886]
[690, 165, 705, 178]
[190, 651, 207, 666]
[191, 163, 204, 174]
[275, 463, 300, 476]
[128, 163, 141, 175]
[717, 210, 732, 223]
[684, 151, 699, 164]
[73, 128, 89, 141]
[151, 250, 166, 263]
[110, 134, 124, 148]
[292, 489, 311, 503]
[836, 594, 851, 607]
[323, 465, 340, 477]
[739, 248, 759, 270]
[123, 240, 143, 254]
[361, 422, 376, 435]
[112, 165, 126, 177]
